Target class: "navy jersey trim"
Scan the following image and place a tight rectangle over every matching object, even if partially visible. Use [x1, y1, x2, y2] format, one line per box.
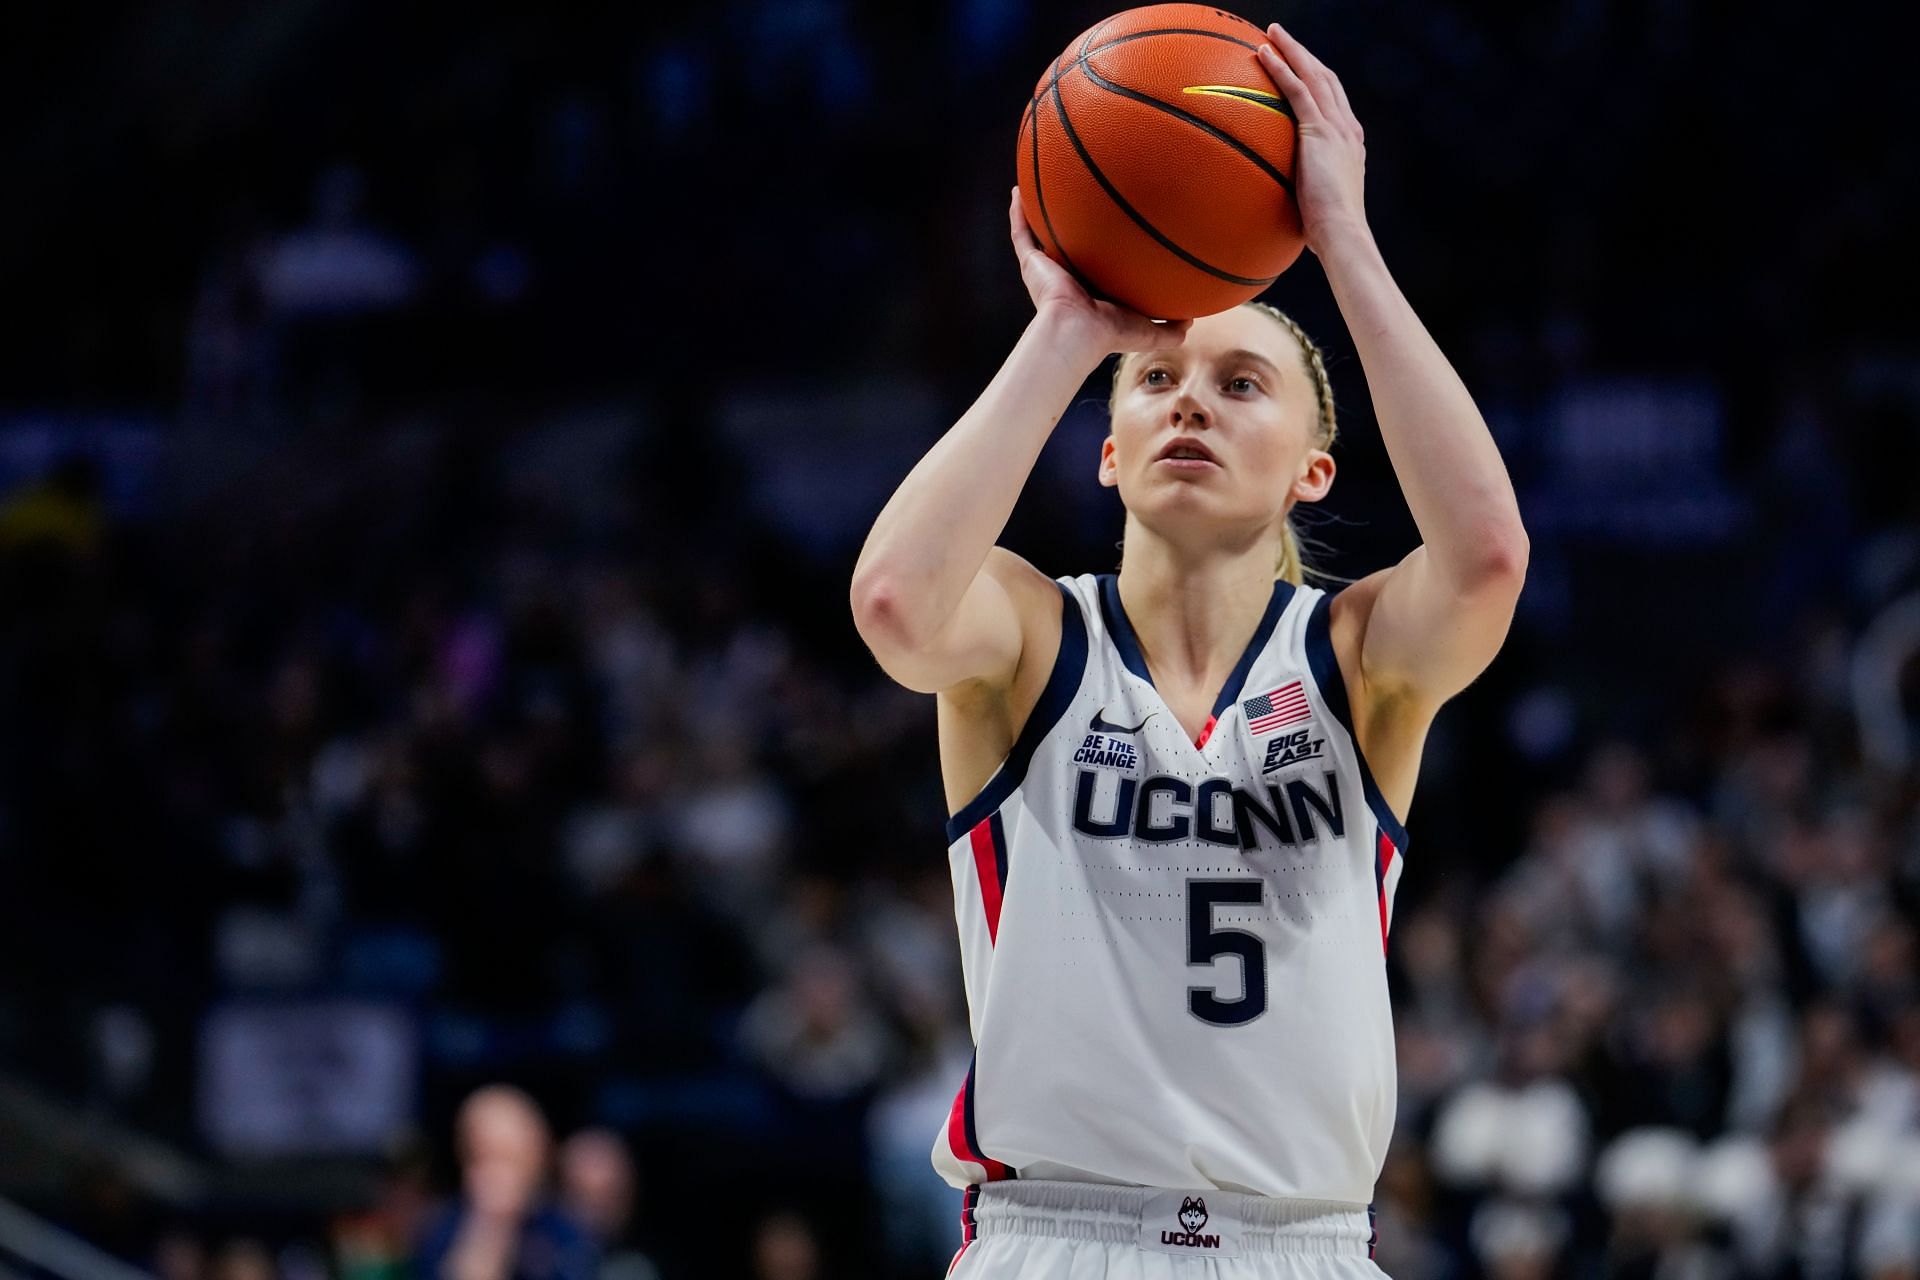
[1210, 579, 1296, 721]
[1096, 573, 1295, 721]
[944, 580, 1089, 844]
[1097, 573, 1154, 683]
[1303, 590, 1411, 851]
[987, 810, 1009, 889]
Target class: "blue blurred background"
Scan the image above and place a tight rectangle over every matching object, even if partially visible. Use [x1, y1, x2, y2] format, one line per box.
[0, 1, 1916, 1278]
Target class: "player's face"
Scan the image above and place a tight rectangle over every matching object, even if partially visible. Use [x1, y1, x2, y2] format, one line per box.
[1100, 308, 1333, 537]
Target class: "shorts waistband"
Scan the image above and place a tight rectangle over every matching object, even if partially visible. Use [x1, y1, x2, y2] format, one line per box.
[972, 1180, 1375, 1258]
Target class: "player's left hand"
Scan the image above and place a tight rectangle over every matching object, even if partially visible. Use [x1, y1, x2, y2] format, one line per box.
[1257, 23, 1369, 253]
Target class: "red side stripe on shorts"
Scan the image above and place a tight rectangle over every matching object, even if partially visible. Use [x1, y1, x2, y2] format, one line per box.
[946, 1184, 981, 1273]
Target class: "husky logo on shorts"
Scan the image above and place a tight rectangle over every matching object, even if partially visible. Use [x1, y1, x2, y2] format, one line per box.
[1159, 1196, 1221, 1250]
[1140, 1189, 1240, 1256]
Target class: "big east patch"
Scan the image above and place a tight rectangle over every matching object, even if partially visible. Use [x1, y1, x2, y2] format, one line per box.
[1261, 728, 1326, 774]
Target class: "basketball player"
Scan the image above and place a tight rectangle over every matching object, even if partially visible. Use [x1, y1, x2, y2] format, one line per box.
[851, 22, 1526, 1279]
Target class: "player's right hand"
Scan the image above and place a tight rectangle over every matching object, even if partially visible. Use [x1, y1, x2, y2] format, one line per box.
[1010, 186, 1190, 353]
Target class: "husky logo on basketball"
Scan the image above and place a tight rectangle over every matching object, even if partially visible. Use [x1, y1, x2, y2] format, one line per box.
[1261, 728, 1326, 775]
[1163, 1196, 1221, 1250]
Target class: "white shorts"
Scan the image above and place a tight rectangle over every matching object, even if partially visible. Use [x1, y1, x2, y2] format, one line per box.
[945, 1180, 1387, 1279]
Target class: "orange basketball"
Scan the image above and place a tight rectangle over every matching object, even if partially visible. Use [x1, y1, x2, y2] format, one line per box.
[1015, 4, 1305, 321]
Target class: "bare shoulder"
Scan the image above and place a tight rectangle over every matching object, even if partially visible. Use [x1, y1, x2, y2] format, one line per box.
[935, 548, 1067, 815]
[1327, 571, 1434, 826]
[979, 546, 1065, 646]
[1325, 570, 1389, 734]
[939, 546, 1063, 711]
[1327, 569, 1388, 644]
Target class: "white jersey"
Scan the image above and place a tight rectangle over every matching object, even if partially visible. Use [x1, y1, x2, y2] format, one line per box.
[933, 572, 1409, 1206]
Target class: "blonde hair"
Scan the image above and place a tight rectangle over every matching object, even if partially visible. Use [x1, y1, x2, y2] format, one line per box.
[1108, 301, 1340, 585]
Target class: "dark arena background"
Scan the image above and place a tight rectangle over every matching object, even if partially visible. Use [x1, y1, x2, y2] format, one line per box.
[2, 2, 1917, 1279]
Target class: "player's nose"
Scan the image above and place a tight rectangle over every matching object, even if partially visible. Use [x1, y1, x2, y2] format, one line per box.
[1170, 393, 1208, 427]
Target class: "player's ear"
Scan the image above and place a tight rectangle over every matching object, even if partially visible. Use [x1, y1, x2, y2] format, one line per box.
[1291, 449, 1334, 504]
[1098, 435, 1120, 488]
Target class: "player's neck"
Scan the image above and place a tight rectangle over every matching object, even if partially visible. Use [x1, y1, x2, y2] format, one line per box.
[1115, 548, 1280, 690]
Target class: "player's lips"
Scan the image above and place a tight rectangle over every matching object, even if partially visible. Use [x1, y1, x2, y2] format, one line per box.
[1155, 436, 1218, 468]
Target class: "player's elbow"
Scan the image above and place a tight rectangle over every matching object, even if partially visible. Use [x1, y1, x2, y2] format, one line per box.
[851, 572, 927, 654]
[1452, 522, 1529, 602]
[850, 573, 893, 645]
[1480, 524, 1529, 587]
[849, 578, 961, 695]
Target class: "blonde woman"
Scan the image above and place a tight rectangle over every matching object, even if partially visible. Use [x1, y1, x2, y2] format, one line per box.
[852, 22, 1526, 1280]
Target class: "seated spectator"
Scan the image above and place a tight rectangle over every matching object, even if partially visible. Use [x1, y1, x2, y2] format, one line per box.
[557, 1129, 661, 1280]
[415, 1086, 596, 1280]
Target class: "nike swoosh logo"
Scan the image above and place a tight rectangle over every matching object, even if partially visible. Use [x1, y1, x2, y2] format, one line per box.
[1181, 85, 1294, 117]
[1090, 708, 1156, 735]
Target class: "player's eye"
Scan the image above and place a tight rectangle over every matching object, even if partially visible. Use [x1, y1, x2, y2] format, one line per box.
[1225, 374, 1260, 394]
[1143, 367, 1171, 386]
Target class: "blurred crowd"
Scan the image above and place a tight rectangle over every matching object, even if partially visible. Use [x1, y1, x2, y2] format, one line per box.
[2, 1, 1918, 1279]
[4, 389, 1916, 1280]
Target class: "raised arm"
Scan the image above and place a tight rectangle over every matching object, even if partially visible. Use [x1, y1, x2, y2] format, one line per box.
[1260, 24, 1528, 709]
[849, 192, 1188, 695]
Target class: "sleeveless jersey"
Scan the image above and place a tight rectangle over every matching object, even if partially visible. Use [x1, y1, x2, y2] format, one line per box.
[932, 572, 1409, 1205]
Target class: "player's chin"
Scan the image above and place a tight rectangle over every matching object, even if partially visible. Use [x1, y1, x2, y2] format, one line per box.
[1134, 488, 1249, 533]
[1145, 464, 1228, 493]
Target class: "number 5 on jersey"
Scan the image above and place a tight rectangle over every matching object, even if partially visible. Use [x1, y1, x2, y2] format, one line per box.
[1187, 879, 1268, 1026]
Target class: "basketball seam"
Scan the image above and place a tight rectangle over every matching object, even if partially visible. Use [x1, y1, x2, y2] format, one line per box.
[1027, 58, 1103, 301]
[1047, 65, 1279, 290]
[1081, 12, 1125, 63]
[1076, 58, 1295, 196]
[1082, 14, 1121, 65]
[1037, 26, 1264, 102]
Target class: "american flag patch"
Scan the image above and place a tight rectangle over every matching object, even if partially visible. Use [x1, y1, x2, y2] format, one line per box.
[1243, 680, 1311, 734]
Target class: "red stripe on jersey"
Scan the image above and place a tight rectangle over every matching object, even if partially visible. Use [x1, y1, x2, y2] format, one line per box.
[944, 1079, 1011, 1181]
[1375, 828, 1397, 953]
[968, 818, 1003, 944]
[1193, 713, 1219, 749]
